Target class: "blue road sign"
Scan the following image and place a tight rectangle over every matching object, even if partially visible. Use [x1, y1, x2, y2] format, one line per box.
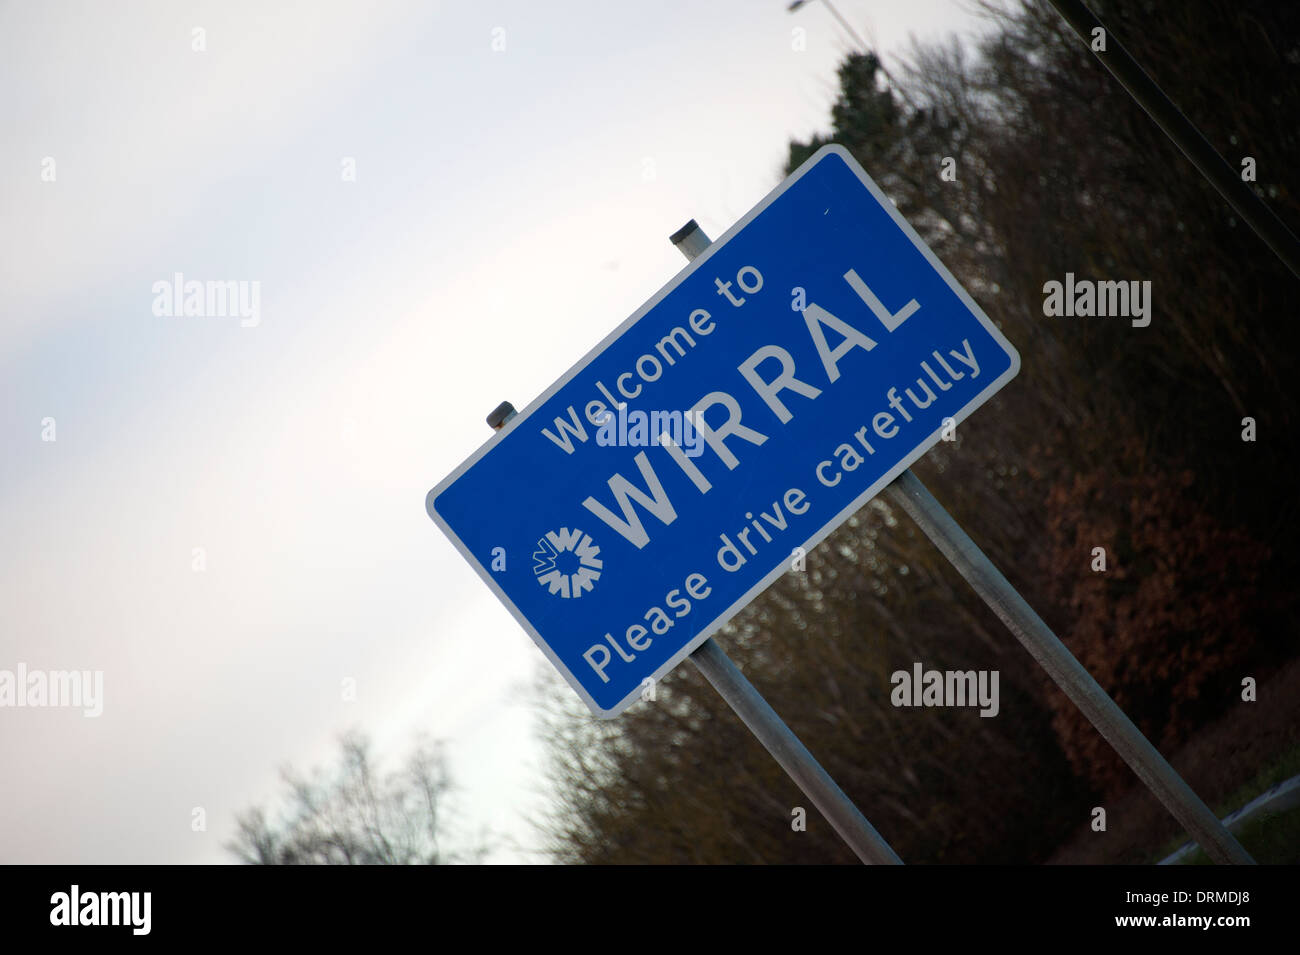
[427, 144, 1019, 717]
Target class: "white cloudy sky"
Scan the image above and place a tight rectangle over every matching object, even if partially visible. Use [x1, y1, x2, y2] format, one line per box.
[0, 0, 989, 863]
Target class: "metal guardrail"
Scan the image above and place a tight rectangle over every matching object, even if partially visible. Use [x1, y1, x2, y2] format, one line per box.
[1159, 773, 1300, 864]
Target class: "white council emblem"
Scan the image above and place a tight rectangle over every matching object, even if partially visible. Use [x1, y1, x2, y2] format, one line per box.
[533, 528, 602, 598]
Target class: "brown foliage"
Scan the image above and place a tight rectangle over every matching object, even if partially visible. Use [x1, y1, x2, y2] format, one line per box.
[1041, 461, 1274, 794]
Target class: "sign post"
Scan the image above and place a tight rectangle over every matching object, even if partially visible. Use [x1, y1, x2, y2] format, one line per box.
[881, 470, 1254, 864]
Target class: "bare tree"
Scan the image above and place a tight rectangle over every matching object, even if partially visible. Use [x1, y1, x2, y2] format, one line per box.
[228, 731, 486, 865]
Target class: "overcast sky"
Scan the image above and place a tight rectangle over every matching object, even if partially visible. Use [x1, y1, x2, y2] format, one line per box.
[1, 0, 991, 863]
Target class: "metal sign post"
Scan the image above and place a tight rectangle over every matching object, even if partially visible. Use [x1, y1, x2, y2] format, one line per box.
[881, 472, 1254, 864]
[686, 638, 903, 864]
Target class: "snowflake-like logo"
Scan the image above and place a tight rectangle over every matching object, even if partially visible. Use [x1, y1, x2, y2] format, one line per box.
[532, 528, 602, 599]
